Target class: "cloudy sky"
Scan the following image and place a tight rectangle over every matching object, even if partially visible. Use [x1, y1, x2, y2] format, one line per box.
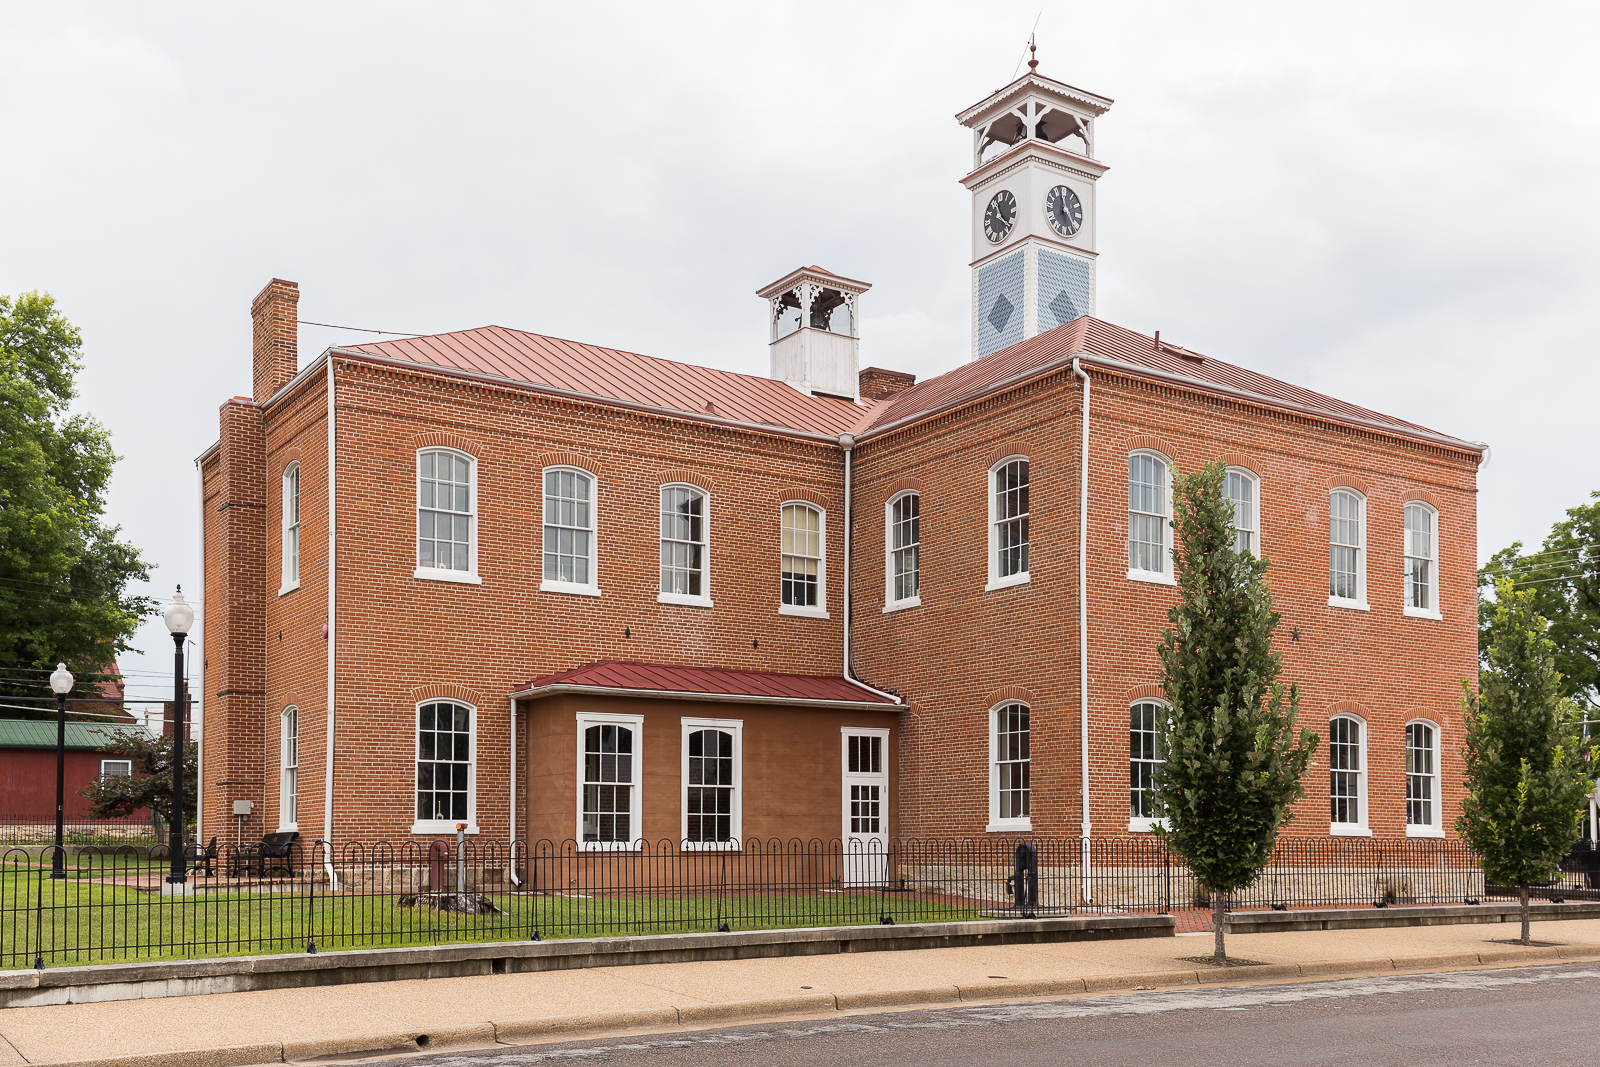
[3, 2, 1596, 721]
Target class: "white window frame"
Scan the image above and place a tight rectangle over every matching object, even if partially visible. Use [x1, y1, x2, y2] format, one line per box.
[986, 456, 1031, 592]
[841, 726, 891, 841]
[1224, 466, 1261, 557]
[1328, 713, 1370, 836]
[680, 717, 743, 851]
[1404, 502, 1441, 620]
[1328, 488, 1368, 610]
[99, 759, 132, 778]
[280, 461, 301, 595]
[1127, 451, 1176, 586]
[658, 484, 712, 608]
[411, 699, 479, 835]
[1128, 699, 1170, 833]
[576, 711, 645, 850]
[987, 701, 1032, 832]
[884, 491, 922, 612]
[539, 465, 601, 597]
[779, 501, 829, 618]
[279, 705, 298, 831]
[1405, 718, 1444, 837]
[414, 448, 482, 585]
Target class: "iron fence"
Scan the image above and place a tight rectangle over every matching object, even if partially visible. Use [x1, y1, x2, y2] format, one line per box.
[0, 812, 164, 846]
[1, 835, 1594, 969]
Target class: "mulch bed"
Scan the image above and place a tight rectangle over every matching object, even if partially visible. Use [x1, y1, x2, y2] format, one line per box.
[1178, 955, 1268, 967]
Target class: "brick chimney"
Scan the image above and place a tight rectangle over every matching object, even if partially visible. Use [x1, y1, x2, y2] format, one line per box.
[250, 279, 299, 402]
[859, 367, 916, 400]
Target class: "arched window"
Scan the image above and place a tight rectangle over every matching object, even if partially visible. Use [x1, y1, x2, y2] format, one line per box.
[780, 502, 827, 615]
[279, 706, 298, 830]
[541, 466, 597, 594]
[1224, 467, 1259, 556]
[682, 718, 742, 848]
[659, 485, 709, 606]
[1406, 720, 1442, 835]
[1128, 452, 1172, 582]
[280, 462, 300, 592]
[1329, 488, 1366, 608]
[1129, 700, 1169, 831]
[417, 449, 477, 581]
[414, 700, 475, 832]
[987, 458, 1030, 590]
[1404, 502, 1439, 617]
[988, 701, 1031, 830]
[886, 491, 921, 609]
[577, 713, 642, 848]
[1329, 714, 1367, 834]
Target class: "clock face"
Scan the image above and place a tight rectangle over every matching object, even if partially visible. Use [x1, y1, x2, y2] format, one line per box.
[1045, 185, 1084, 237]
[983, 190, 1017, 243]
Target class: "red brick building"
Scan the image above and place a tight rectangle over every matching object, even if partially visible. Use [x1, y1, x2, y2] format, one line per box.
[196, 67, 1484, 854]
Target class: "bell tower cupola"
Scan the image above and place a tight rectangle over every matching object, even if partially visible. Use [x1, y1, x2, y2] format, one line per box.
[758, 266, 871, 401]
[956, 48, 1113, 359]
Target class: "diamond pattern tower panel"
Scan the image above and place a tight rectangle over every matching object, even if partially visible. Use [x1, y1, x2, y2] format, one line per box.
[1037, 250, 1094, 332]
[976, 251, 1026, 359]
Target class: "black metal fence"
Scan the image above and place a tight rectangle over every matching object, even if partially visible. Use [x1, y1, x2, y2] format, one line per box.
[0, 812, 164, 846]
[1, 835, 1595, 969]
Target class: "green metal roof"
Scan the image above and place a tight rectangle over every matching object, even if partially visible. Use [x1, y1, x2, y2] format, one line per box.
[0, 719, 148, 751]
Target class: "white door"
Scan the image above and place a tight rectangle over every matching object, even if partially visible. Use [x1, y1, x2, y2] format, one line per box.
[842, 728, 890, 887]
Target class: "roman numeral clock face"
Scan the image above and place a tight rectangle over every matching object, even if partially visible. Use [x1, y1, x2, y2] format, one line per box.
[1045, 184, 1083, 237]
[983, 189, 1017, 243]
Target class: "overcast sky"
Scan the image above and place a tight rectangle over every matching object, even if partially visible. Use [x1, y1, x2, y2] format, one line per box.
[3, 2, 1596, 722]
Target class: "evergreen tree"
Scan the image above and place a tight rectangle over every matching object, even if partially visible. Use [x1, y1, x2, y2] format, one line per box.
[1156, 461, 1319, 962]
[1458, 577, 1596, 945]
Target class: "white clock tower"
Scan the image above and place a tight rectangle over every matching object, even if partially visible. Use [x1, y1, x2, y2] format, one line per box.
[957, 50, 1113, 360]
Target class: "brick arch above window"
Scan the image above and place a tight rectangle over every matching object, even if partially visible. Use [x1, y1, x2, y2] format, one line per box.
[881, 476, 923, 501]
[538, 452, 600, 478]
[1327, 699, 1370, 720]
[658, 469, 712, 492]
[413, 432, 483, 458]
[1125, 435, 1176, 463]
[281, 692, 305, 713]
[986, 685, 1038, 708]
[275, 447, 304, 468]
[409, 683, 485, 708]
[778, 487, 830, 510]
[1124, 684, 1166, 703]
[1216, 451, 1263, 476]
[1402, 488, 1442, 510]
[987, 444, 1032, 469]
[1328, 474, 1371, 498]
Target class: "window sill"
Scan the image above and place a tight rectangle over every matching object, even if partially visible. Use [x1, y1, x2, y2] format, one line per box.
[410, 822, 480, 835]
[1404, 606, 1443, 621]
[415, 568, 482, 585]
[984, 572, 1031, 593]
[1126, 568, 1176, 587]
[658, 592, 714, 608]
[578, 840, 644, 852]
[278, 580, 300, 597]
[1406, 826, 1446, 838]
[277, 822, 298, 833]
[1329, 823, 1371, 837]
[883, 596, 922, 614]
[779, 604, 830, 619]
[541, 580, 601, 598]
[1327, 596, 1369, 611]
[986, 819, 1032, 833]
[1128, 817, 1169, 833]
[679, 840, 743, 852]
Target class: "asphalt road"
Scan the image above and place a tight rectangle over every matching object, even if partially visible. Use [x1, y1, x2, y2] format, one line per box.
[399, 962, 1600, 1067]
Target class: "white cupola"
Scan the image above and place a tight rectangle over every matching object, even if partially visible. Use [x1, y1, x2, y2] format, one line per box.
[757, 266, 871, 401]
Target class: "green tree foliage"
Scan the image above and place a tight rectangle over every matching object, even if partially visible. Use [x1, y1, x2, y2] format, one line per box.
[1479, 493, 1600, 712]
[0, 292, 153, 712]
[1458, 577, 1596, 944]
[1156, 461, 1319, 962]
[78, 727, 196, 832]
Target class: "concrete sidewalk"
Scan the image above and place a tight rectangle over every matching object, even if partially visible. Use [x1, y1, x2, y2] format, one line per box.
[6, 919, 1600, 1067]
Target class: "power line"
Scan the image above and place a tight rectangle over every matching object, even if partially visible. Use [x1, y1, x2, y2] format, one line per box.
[298, 319, 422, 338]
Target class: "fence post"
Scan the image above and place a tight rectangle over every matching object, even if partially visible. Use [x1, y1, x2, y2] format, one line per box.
[1161, 840, 1170, 915]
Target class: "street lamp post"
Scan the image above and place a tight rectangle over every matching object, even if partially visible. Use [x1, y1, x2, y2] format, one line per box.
[164, 587, 194, 892]
[48, 663, 74, 881]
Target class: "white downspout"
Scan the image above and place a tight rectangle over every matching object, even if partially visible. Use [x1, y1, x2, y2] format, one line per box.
[323, 355, 339, 891]
[509, 695, 521, 886]
[837, 434, 900, 704]
[194, 460, 205, 839]
[1073, 358, 1092, 904]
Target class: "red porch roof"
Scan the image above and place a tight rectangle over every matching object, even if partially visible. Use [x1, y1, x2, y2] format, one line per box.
[511, 661, 900, 707]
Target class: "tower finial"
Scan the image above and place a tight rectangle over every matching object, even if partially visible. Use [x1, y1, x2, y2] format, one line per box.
[1027, 36, 1038, 74]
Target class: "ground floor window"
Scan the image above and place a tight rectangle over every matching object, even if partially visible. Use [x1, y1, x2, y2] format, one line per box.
[989, 702, 1031, 830]
[1329, 715, 1365, 831]
[415, 700, 474, 830]
[682, 717, 741, 848]
[99, 759, 132, 778]
[1129, 700, 1166, 829]
[1406, 720, 1439, 833]
[579, 713, 642, 847]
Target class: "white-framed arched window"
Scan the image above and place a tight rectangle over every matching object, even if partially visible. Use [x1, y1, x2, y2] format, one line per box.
[986, 457, 1030, 591]
[682, 717, 743, 850]
[416, 448, 480, 584]
[413, 699, 477, 834]
[1128, 451, 1174, 584]
[885, 491, 921, 611]
[659, 484, 711, 607]
[1224, 466, 1260, 557]
[1328, 488, 1367, 609]
[1404, 502, 1440, 619]
[780, 502, 828, 617]
[279, 705, 298, 830]
[1405, 719, 1443, 836]
[1129, 699, 1170, 832]
[577, 711, 643, 850]
[541, 466, 599, 596]
[987, 701, 1031, 832]
[1329, 713, 1369, 835]
[280, 462, 300, 593]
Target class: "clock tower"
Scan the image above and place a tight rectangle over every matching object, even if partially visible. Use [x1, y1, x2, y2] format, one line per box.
[957, 51, 1113, 360]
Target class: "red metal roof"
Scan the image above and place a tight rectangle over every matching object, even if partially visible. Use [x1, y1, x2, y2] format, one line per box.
[346, 326, 871, 438]
[513, 661, 899, 706]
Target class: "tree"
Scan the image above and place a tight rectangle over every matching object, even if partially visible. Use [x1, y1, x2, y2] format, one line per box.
[78, 727, 197, 834]
[1479, 493, 1600, 713]
[1457, 577, 1595, 945]
[1155, 461, 1319, 963]
[0, 292, 154, 712]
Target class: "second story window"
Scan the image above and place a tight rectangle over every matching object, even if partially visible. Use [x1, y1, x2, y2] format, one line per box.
[988, 458, 1030, 589]
[281, 462, 300, 591]
[1405, 502, 1438, 616]
[781, 503, 825, 614]
[1329, 489, 1365, 607]
[1224, 467, 1258, 556]
[1128, 453, 1170, 579]
[418, 449, 475, 580]
[887, 492, 921, 607]
[542, 468, 597, 593]
[660, 486, 708, 604]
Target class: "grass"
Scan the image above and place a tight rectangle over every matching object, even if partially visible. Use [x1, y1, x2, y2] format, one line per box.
[0, 865, 982, 969]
